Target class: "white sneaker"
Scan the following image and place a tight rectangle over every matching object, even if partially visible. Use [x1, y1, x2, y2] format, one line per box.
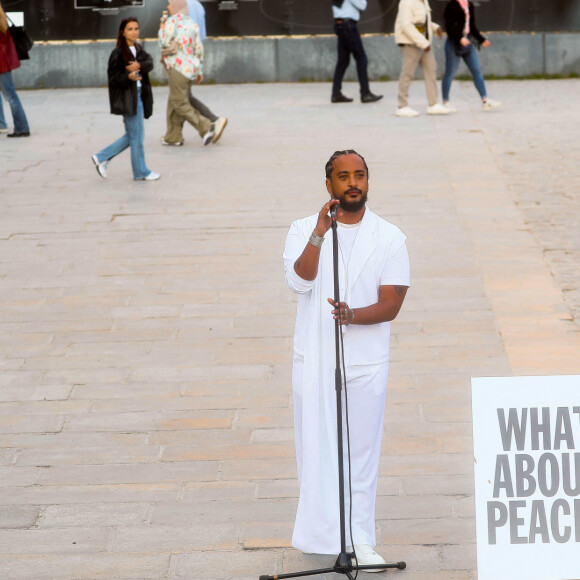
[203, 125, 215, 146]
[483, 97, 501, 110]
[396, 106, 419, 118]
[212, 117, 228, 143]
[161, 138, 183, 146]
[91, 154, 108, 179]
[135, 171, 161, 181]
[442, 102, 458, 113]
[352, 544, 387, 572]
[0, 127, 8, 134]
[427, 103, 452, 115]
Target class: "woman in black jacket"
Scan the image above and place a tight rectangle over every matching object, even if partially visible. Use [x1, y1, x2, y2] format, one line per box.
[92, 17, 160, 181]
[441, 0, 501, 112]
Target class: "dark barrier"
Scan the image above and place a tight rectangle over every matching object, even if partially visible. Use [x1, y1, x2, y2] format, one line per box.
[10, 0, 580, 41]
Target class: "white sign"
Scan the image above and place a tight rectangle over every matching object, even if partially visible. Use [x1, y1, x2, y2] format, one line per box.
[472, 375, 580, 580]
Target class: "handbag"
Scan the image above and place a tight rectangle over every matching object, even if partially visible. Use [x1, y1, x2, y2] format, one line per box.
[455, 42, 472, 57]
[161, 40, 178, 58]
[7, 16, 34, 61]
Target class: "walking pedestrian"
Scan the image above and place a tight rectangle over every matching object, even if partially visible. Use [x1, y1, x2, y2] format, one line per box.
[330, 0, 383, 104]
[441, 0, 501, 112]
[394, 0, 451, 117]
[0, 1, 30, 137]
[158, 0, 226, 147]
[92, 17, 160, 181]
[184, 0, 228, 141]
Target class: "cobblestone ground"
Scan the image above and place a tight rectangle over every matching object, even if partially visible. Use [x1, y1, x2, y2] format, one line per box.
[479, 79, 580, 325]
[0, 79, 579, 580]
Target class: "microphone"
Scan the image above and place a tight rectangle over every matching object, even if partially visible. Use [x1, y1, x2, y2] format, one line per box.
[330, 202, 337, 221]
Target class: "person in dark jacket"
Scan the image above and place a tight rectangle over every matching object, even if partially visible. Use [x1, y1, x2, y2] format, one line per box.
[0, 1, 30, 137]
[441, 0, 501, 112]
[92, 17, 160, 181]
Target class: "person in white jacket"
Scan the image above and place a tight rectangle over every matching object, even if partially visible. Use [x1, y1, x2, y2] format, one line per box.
[394, 0, 452, 117]
[283, 150, 410, 568]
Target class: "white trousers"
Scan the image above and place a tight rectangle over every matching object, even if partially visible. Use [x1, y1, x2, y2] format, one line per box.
[292, 353, 388, 554]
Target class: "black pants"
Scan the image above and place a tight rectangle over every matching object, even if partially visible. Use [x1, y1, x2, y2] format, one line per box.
[332, 19, 370, 97]
[188, 92, 218, 123]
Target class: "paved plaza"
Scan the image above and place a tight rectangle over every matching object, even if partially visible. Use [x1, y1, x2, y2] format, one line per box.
[1, 78, 580, 579]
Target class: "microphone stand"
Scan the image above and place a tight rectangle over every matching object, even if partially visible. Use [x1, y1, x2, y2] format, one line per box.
[260, 210, 406, 580]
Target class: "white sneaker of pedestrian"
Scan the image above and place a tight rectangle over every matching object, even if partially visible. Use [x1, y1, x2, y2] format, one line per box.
[0, 127, 8, 133]
[427, 103, 453, 115]
[161, 138, 183, 146]
[352, 544, 387, 572]
[203, 125, 215, 146]
[482, 97, 502, 110]
[442, 102, 458, 113]
[212, 117, 228, 143]
[396, 106, 419, 118]
[135, 171, 161, 181]
[91, 154, 108, 179]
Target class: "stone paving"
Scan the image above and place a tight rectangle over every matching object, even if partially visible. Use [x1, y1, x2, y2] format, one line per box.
[1, 78, 579, 580]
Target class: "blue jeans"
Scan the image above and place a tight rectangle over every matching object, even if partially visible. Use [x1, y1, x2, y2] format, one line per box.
[332, 19, 370, 97]
[442, 38, 487, 102]
[95, 88, 150, 179]
[0, 71, 30, 133]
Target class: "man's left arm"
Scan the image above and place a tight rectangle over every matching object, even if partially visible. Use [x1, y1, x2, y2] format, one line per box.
[329, 284, 408, 325]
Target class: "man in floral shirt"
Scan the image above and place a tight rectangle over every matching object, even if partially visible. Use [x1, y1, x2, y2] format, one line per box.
[159, 0, 225, 146]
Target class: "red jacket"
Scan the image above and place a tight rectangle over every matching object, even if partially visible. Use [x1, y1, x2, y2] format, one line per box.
[0, 29, 20, 74]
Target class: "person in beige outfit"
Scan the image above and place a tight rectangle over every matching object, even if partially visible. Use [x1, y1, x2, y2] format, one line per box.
[394, 0, 452, 117]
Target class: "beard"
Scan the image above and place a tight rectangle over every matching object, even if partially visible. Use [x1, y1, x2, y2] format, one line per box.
[339, 189, 368, 213]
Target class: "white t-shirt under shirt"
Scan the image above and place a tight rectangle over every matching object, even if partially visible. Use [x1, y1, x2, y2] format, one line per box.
[129, 45, 141, 88]
[337, 221, 360, 303]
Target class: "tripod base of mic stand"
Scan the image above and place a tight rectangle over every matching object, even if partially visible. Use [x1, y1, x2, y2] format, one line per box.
[259, 551, 406, 579]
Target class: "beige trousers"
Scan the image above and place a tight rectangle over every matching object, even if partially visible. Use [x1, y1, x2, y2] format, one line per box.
[398, 44, 438, 108]
[164, 67, 211, 144]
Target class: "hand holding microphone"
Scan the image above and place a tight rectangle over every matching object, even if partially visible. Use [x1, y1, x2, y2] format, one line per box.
[329, 201, 338, 221]
[315, 198, 340, 237]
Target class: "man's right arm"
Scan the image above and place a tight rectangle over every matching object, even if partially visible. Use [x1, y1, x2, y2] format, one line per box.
[293, 199, 338, 281]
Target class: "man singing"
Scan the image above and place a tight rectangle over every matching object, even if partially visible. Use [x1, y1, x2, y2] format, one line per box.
[283, 150, 410, 567]
[331, 0, 383, 103]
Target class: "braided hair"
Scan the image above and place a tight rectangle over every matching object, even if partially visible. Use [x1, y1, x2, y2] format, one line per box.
[325, 149, 369, 180]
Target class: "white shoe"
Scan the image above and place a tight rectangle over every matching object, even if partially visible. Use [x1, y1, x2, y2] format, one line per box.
[0, 127, 8, 134]
[442, 102, 458, 113]
[396, 106, 419, 118]
[135, 171, 160, 181]
[427, 103, 452, 115]
[483, 97, 501, 110]
[352, 544, 387, 572]
[91, 154, 108, 179]
[161, 138, 183, 146]
[203, 125, 215, 146]
[212, 117, 228, 143]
